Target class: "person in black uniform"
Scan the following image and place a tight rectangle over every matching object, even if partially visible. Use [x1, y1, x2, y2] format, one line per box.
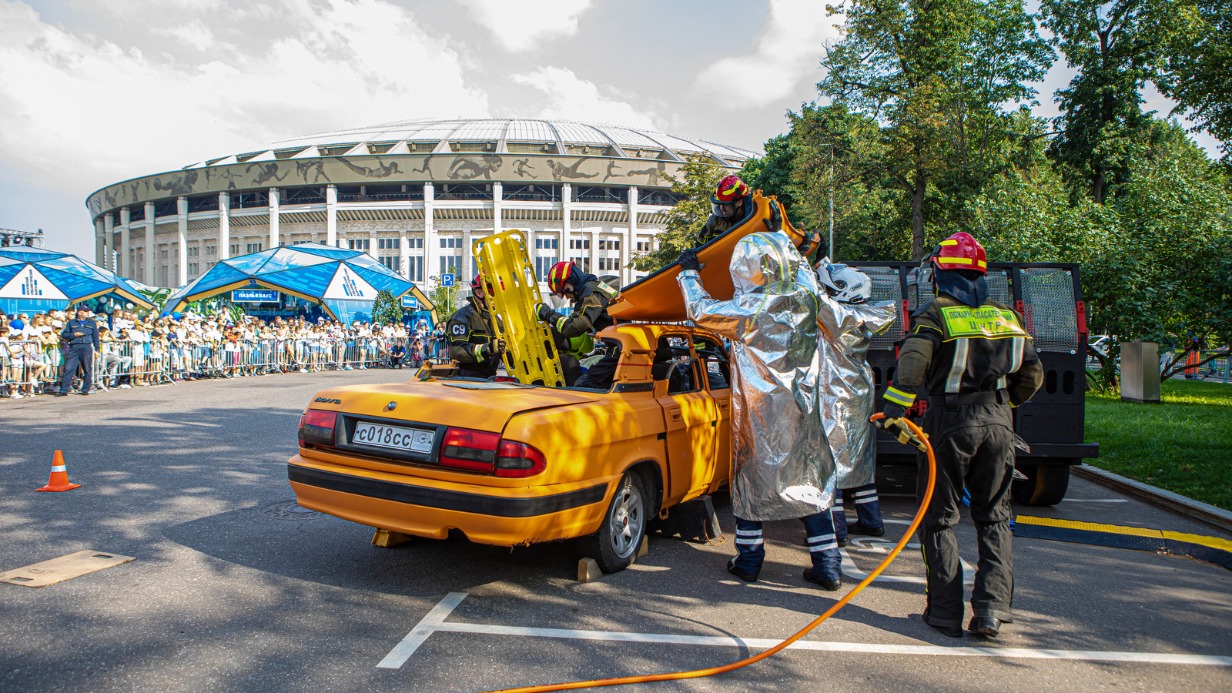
[696, 174, 754, 247]
[879, 232, 1044, 639]
[536, 261, 619, 387]
[57, 305, 100, 396]
[447, 274, 504, 378]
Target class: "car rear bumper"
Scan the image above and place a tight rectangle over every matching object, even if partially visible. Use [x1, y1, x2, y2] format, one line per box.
[287, 455, 613, 546]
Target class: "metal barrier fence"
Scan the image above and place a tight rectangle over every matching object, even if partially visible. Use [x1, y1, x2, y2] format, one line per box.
[2, 337, 436, 398]
[1084, 346, 1230, 384]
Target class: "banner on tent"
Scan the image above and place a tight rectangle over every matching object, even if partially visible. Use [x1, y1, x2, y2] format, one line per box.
[232, 289, 279, 303]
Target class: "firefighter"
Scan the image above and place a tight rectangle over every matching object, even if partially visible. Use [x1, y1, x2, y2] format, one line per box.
[814, 260, 896, 546]
[879, 232, 1043, 638]
[697, 174, 753, 246]
[447, 273, 504, 379]
[535, 261, 619, 387]
[677, 233, 842, 590]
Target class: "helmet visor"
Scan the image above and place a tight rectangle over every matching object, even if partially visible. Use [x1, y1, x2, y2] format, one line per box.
[712, 200, 740, 219]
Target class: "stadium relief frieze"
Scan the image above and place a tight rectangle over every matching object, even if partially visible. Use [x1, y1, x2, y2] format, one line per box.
[87, 155, 683, 216]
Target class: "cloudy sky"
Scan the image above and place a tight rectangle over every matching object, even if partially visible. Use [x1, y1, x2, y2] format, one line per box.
[0, 0, 1216, 261]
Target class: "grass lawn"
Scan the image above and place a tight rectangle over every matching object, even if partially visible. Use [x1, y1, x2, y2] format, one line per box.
[1085, 379, 1232, 511]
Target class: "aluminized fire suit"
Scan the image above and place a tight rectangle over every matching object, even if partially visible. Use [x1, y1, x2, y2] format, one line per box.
[817, 295, 896, 543]
[678, 232, 840, 584]
[886, 284, 1043, 633]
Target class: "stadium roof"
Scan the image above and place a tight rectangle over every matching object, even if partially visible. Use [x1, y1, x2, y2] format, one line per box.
[189, 118, 760, 168]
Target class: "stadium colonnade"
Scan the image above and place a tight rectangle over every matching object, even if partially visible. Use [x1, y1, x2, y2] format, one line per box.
[85, 118, 754, 293]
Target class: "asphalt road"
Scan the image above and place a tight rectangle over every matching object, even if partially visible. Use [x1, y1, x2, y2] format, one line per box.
[2, 371, 1230, 692]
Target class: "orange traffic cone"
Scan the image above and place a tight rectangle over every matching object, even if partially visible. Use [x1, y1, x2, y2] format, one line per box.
[37, 450, 81, 492]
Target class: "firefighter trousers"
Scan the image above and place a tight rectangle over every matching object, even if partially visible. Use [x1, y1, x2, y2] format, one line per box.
[915, 403, 1016, 628]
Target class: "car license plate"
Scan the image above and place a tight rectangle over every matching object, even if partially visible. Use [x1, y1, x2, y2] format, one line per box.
[352, 422, 435, 454]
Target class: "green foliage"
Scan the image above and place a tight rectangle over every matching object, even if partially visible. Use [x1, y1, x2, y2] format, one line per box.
[821, 0, 1052, 257]
[1086, 379, 1232, 509]
[630, 155, 726, 272]
[371, 289, 404, 326]
[1153, 0, 1232, 162]
[740, 134, 795, 208]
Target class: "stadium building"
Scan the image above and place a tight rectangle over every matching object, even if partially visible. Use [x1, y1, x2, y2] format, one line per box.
[85, 118, 754, 292]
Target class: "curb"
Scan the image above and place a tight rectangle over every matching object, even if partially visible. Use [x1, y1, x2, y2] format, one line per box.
[1073, 465, 1232, 535]
[1014, 516, 1232, 571]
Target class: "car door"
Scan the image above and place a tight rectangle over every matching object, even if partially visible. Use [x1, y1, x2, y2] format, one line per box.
[694, 337, 731, 492]
[654, 335, 720, 504]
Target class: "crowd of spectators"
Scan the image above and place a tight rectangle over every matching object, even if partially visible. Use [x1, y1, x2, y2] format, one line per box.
[1, 306, 448, 400]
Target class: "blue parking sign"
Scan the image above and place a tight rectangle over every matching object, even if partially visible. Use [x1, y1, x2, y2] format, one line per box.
[442, 273, 455, 287]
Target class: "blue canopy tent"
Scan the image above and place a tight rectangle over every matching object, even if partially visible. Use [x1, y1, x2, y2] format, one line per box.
[165, 243, 433, 323]
[0, 247, 154, 314]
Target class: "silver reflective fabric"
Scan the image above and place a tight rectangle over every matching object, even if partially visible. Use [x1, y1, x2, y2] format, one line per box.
[677, 232, 835, 521]
[817, 293, 896, 489]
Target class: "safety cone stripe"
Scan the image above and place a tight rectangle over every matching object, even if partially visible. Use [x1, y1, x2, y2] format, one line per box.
[50, 465, 67, 472]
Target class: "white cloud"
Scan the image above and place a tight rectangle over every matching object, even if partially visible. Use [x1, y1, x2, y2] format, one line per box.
[509, 66, 662, 130]
[693, 0, 839, 108]
[457, 0, 593, 52]
[0, 0, 490, 195]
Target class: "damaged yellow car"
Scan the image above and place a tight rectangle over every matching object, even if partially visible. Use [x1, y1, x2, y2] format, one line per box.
[288, 322, 731, 573]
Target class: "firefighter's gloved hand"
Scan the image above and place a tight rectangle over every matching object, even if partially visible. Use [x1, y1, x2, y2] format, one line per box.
[881, 401, 908, 423]
[492, 338, 506, 355]
[678, 248, 703, 272]
[764, 201, 783, 233]
[477, 342, 495, 361]
[535, 303, 556, 323]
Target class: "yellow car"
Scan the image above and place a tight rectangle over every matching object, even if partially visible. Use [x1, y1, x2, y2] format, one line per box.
[288, 322, 731, 573]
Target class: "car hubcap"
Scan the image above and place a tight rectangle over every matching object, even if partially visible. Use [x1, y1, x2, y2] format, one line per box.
[609, 485, 644, 558]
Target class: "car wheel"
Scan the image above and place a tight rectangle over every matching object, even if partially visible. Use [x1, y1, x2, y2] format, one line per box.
[584, 473, 647, 574]
[1012, 462, 1071, 506]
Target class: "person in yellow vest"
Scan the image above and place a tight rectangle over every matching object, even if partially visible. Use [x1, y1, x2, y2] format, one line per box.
[879, 232, 1043, 639]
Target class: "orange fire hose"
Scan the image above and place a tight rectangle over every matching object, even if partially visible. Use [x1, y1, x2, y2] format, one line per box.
[488, 414, 934, 693]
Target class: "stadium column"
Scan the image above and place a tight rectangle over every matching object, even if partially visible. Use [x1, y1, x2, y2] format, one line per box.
[269, 187, 280, 250]
[561, 183, 572, 271]
[492, 182, 503, 234]
[462, 229, 472, 281]
[626, 186, 638, 285]
[218, 192, 231, 261]
[423, 182, 437, 285]
[104, 212, 115, 271]
[119, 207, 130, 278]
[326, 184, 338, 247]
[399, 230, 409, 279]
[144, 201, 156, 286]
[95, 218, 105, 267]
[177, 197, 188, 286]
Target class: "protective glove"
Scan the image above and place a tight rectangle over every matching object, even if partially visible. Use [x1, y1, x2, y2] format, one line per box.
[678, 248, 703, 272]
[492, 338, 506, 355]
[535, 303, 555, 322]
[764, 200, 783, 233]
[874, 404, 927, 452]
[882, 401, 907, 423]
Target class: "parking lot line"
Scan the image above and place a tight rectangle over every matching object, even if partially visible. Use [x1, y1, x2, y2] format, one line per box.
[379, 593, 1232, 670]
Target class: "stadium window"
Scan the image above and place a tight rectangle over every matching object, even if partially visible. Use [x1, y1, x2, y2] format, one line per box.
[246, 242, 263, 254]
[535, 237, 559, 251]
[407, 236, 424, 249]
[348, 239, 371, 250]
[636, 240, 651, 252]
[570, 238, 590, 250]
[534, 255, 558, 279]
[407, 255, 424, 282]
[229, 243, 240, 256]
[380, 255, 400, 274]
[439, 256, 461, 276]
[439, 237, 462, 249]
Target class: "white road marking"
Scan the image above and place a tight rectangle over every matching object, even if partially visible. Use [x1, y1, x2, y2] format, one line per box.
[382, 593, 1232, 670]
[840, 520, 973, 585]
[1059, 498, 1130, 503]
[377, 592, 468, 669]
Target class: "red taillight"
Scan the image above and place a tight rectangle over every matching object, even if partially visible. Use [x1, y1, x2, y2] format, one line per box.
[440, 427, 500, 472]
[298, 410, 337, 447]
[495, 440, 547, 478]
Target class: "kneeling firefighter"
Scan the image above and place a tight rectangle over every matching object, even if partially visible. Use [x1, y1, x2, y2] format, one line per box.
[677, 232, 842, 590]
[814, 260, 896, 546]
[446, 273, 505, 378]
[879, 232, 1043, 638]
[535, 261, 619, 387]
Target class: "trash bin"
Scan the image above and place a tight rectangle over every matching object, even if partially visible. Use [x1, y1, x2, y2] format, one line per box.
[1121, 341, 1160, 403]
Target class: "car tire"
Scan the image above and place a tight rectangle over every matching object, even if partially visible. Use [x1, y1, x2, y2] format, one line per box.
[584, 472, 648, 574]
[1012, 462, 1071, 506]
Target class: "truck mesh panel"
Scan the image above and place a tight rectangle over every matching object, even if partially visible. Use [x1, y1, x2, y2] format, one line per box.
[864, 266, 904, 350]
[907, 268, 1010, 311]
[1019, 268, 1078, 353]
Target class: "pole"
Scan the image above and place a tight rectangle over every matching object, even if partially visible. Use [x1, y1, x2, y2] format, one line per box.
[828, 147, 835, 260]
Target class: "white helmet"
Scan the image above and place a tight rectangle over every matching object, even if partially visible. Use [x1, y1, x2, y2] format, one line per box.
[817, 259, 872, 304]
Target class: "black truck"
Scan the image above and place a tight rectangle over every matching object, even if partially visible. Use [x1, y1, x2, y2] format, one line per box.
[849, 261, 1099, 506]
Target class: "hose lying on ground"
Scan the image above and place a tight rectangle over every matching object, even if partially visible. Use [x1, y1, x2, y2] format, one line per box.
[488, 414, 935, 693]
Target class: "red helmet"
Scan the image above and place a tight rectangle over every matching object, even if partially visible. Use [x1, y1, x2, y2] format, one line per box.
[931, 232, 987, 274]
[470, 273, 494, 299]
[546, 261, 578, 296]
[711, 174, 749, 204]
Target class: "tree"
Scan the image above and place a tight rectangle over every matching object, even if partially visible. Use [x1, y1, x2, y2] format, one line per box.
[426, 278, 462, 319]
[372, 289, 404, 326]
[740, 134, 795, 208]
[629, 155, 726, 272]
[821, 0, 1052, 258]
[1154, 0, 1232, 162]
[1040, 0, 1160, 203]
